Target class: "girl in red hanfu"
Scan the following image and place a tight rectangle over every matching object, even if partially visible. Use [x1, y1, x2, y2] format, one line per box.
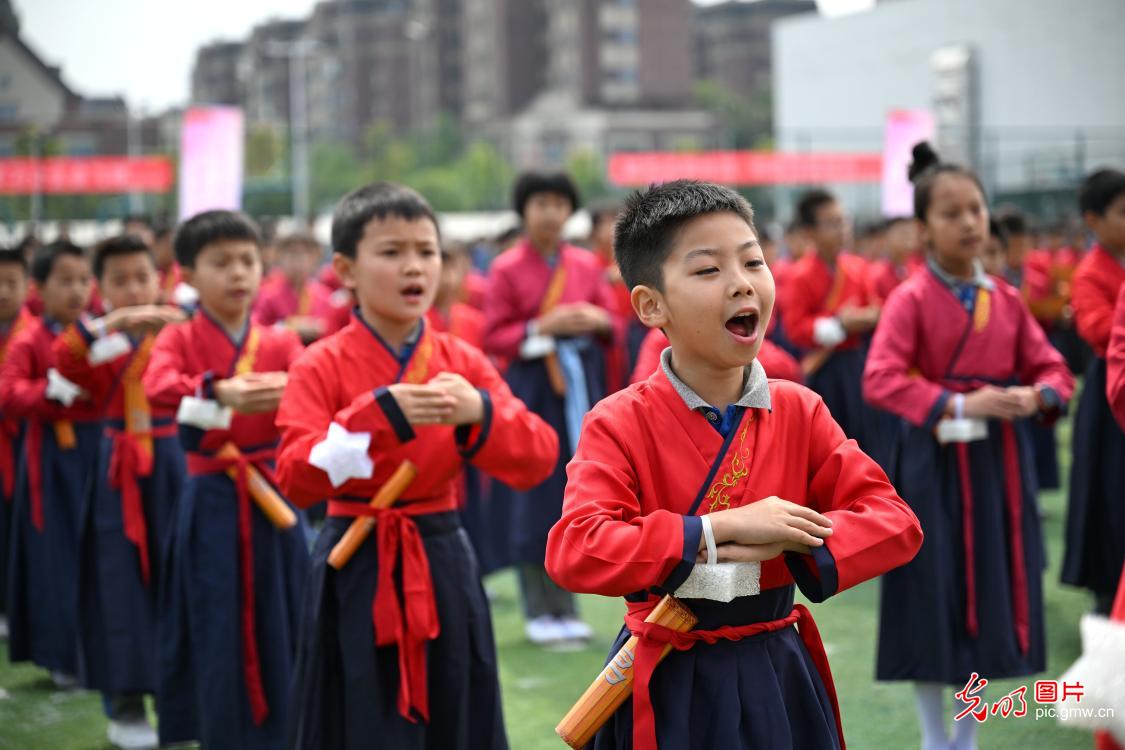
[864, 143, 1075, 750]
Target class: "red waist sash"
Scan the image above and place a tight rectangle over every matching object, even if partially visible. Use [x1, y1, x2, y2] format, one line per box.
[624, 602, 844, 750]
[953, 421, 1030, 655]
[106, 422, 177, 586]
[326, 494, 457, 724]
[186, 446, 280, 726]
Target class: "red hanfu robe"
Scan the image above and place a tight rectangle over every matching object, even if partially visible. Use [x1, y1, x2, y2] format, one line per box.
[53, 320, 186, 691]
[1063, 245, 1125, 596]
[0, 309, 34, 625]
[1108, 283, 1125, 430]
[630, 327, 802, 385]
[253, 270, 350, 339]
[0, 316, 102, 675]
[483, 238, 617, 564]
[275, 314, 558, 749]
[546, 369, 921, 750]
[0, 309, 34, 500]
[779, 252, 879, 453]
[425, 302, 485, 349]
[864, 267, 1073, 683]
[866, 255, 923, 305]
[143, 310, 308, 750]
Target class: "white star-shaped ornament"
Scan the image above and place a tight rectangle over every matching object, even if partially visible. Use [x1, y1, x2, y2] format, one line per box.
[309, 423, 374, 488]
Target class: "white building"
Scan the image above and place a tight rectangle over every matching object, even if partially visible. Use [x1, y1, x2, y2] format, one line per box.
[773, 0, 1125, 217]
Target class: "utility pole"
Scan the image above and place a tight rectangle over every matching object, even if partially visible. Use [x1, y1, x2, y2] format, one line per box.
[268, 39, 319, 222]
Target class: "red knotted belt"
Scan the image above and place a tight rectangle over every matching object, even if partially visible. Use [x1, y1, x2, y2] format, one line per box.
[326, 496, 452, 723]
[0, 422, 16, 499]
[26, 419, 82, 532]
[186, 447, 278, 726]
[106, 423, 178, 587]
[625, 602, 844, 750]
[953, 421, 1030, 654]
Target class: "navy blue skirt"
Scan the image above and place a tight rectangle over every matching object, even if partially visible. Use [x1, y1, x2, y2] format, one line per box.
[77, 430, 185, 693]
[504, 345, 604, 565]
[156, 471, 310, 750]
[458, 466, 512, 577]
[1062, 358, 1125, 596]
[0, 429, 21, 619]
[287, 510, 507, 750]
[592, 588, 840, 750]
[6, 420, 100, 674]
[877, 420, 1046, 684]
[808, 346, 884, 463]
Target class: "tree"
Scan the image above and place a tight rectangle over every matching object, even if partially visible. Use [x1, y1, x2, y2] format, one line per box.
[566, 149, 611, 204]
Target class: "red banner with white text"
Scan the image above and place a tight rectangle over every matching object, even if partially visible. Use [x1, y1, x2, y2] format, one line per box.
[607, 151, 883, 187]
[0, 156, 174, 195]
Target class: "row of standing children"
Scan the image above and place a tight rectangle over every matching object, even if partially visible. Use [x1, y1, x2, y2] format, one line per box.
[0, 151, 1122, 750]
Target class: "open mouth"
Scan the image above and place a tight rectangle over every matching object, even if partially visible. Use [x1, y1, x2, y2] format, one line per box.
[401, 283, 425, 302]
[724, 310, 759, 340]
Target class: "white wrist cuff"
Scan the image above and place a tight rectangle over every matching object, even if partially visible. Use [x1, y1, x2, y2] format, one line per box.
[953, 393, 965, 420]
[88, 331, 132, 364]
[813, 316, 847, 348]
[701, 515, 717, 566]
[519, 333, 556, 360]
[176, 396, 232, 430]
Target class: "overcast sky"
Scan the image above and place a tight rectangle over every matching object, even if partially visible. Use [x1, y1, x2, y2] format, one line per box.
[14, 0, 861, 112]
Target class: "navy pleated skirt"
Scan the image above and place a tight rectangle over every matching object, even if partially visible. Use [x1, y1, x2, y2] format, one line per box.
[1062, 358, 1125, 596]
[877, 420, 1046, 684]
[503, 347, 603, 566]
[591, 588, 840, 750]
[77, 428, 185, 693]
[156, 471, 310, 750]
[287, 510, 507, 750]
[808, 346, 884, 463]
[6, 420, 100, 674]
[0, 428, 21, 619]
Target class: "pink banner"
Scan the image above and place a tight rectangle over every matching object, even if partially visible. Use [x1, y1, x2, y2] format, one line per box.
[607, 151, 883, 187]
[179, 106, 245, 220]
[0, 157, 173, 195]
[882, 109, 935, 218]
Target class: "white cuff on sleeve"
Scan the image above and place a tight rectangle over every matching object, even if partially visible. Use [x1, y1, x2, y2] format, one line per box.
[308, 422, 374, 488]
[88, 332, 133, 365]
[812, 316, 847, 349]
[176, 395, 233, 430]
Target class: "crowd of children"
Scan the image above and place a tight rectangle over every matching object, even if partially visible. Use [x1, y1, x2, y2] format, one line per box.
[0, 150, 1122, 750]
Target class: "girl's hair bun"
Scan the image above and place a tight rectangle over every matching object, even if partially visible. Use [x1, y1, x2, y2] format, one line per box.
[908, 141, 940, 183]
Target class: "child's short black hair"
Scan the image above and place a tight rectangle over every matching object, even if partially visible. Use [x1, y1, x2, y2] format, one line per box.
[994, 206, 1031, 238]
[0, 247, 28, 275]
[885, 216, 914, 229]
[31, 241, 86, 285]
[588, 199, 621, 227]
[331, 181, 440, 259]
[989, 217, 1008, 248]
[173, 210, 261, 268]
[794, 189, 837, 229]
[614, 179, 755, 292]
[1079, 169, 1125, 217]
[908, 142, 986, 221]
[512, 171, 581, 218]
[276, 232, 322, 255]
[93, 234, 155, 279]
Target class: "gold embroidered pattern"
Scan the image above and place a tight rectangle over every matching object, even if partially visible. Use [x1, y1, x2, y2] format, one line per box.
[705, 420, 752, 513]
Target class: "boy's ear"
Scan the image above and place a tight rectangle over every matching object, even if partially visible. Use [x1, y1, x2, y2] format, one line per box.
[1082, 210, 1101, 231]
[178, 266, 193, 286]
[331, 252, 357, 291]
[915, 219, 931, 251]
[631, 284, 668, 329]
